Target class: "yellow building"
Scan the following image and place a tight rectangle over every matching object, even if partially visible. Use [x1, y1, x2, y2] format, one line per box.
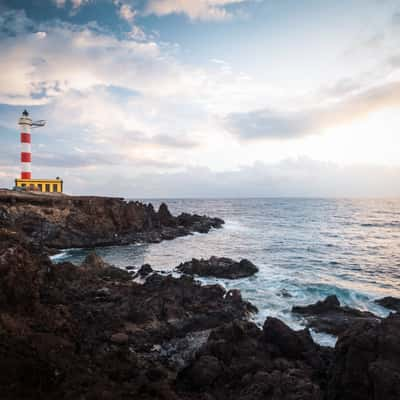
[15, 178, 63, 193]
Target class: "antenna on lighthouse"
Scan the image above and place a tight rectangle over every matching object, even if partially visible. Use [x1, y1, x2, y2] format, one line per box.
[32, 120, 46, 128]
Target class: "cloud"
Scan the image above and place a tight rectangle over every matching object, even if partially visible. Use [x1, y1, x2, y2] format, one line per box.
[53, 0, 66, 7]
[0, 13, 207, 105]
[225, 81, 400, 140]
[0, 141, 179, 172]
[392, 12, 400, 26]
[145, 0, 247, 21]
[2, 0, 399, 198]
[43, 85, 204, 151]
[149, 134, 197, 148]
[0, 9, 34, 36]
[118, 3, 137, 22]
[17, 158, 397, 198]
[114, 2, 147, 40]
[33, 150, 121, 168]
[71, 0, 90, 8]
[322, 78, 362, 98]
[33, 150, 179, 169]
[389, 55, 400, 67]
[53, 0, 90, 9]
[8, 156, 397, 198]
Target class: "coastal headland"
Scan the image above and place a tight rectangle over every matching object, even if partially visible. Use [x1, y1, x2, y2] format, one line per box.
[0, 192, 399, 400]
[0, 189, 224, 250]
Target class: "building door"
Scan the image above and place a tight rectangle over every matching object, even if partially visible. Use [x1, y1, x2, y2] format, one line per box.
[53, 184, 58, 192]
[38, 184, 43, 192]
[45, 184, 50, 192]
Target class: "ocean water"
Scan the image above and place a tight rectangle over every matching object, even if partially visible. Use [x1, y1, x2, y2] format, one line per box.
[52, 198, 400, 346]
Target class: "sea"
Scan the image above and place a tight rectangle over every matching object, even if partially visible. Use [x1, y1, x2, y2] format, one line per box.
[51, 198, 400, 346]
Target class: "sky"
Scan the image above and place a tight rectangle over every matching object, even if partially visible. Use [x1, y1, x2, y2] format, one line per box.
[0, 0, 399, 197]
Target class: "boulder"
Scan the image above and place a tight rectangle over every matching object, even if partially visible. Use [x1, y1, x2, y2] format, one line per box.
[134, 263, 154, 279]
[158, 203, 176, 227]
[110, 332, 129, 345]
[327, 313, 400, 400]
[176, 212, 224, 233]
[374, 296, 400, 312]
[176, 256, 259, 279]
[81, 252, 108, 271]
[292, 295, 381, 335]
[278, 288, 293, 298]
[181, 355, 222, 388]
[80, 252, 131, 281]
[293, 295, 340, 313]
[263, 317, 315, 359]
[178, 319, 330, 399]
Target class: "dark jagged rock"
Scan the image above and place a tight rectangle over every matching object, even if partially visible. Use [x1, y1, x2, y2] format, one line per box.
[0, 237, 256, 400]
[278, 288, 293, 298]
[81, 251, 132, 281]
[292, 295, 381, 335]
[263, 317, 316, 360]
[0, 189, 224, 250]
[176, 256, 258, 279]
[133, 263, 154, 279]
[0, 243, 42, 313]
[81, 251, 108, 271]
[294, 295, 341, 313]
[178, 319, 332, 399]
[374, 296, 400, 312]
[176, 212, 224, 234]
[158, 202, 176, 227]
[327, 313, 400, 400]
[2, 231, 399, 400]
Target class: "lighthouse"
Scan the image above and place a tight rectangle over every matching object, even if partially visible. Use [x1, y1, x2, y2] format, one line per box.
[14, 110, 63, 193]
[19, 110, 32, 179]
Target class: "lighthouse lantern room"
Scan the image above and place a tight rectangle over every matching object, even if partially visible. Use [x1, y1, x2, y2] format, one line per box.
[14, 110, 63, 193]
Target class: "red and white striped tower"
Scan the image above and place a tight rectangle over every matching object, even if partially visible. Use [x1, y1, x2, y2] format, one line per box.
[19, 110, 32, 179]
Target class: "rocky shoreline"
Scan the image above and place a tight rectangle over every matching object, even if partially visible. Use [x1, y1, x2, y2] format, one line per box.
[1, 228, 400, 399]
[292, 295, 382, 336]
[1, 193, 400, 399]
[0, 190, 224, 250]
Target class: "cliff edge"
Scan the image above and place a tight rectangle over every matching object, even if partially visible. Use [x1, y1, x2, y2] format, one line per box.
[0, 190, 224, 250]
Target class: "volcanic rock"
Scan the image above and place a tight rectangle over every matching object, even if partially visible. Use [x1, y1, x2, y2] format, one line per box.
[0, 237, 258, 399]
[3, 230, 399, 400]
[134, 263, 154, 279]
[0, 189, 224, 250]
[81, 252, 132, 281]
[263, 317, 316, 359]
[178, 319, 332, 399]
[158, 202, 176, 226]
[110, 332, 129, 345]
[176, 213, 224, 233]
[374, 296, 400, 312]
[0, 242, 42, 313]
[176, 256, 259, 279]
[81, 251, 108, 271]
[292, 295, 381, 335]
[278, 288, 293, 298]
[327, 312, 400, 400]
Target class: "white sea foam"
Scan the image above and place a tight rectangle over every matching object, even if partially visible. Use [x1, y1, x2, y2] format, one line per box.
[50, 251, 68, 261]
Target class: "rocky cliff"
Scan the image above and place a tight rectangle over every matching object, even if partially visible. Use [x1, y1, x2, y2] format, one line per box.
[0, 190, 223, 250]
